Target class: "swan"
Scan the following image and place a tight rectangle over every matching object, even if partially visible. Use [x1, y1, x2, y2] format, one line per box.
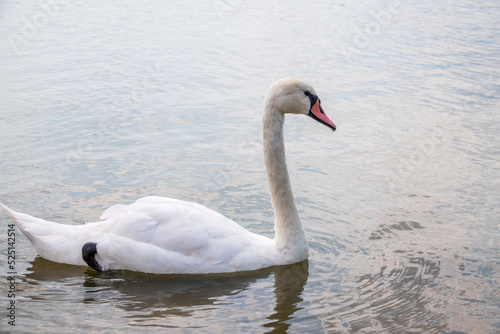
[0, 78, 336, 274]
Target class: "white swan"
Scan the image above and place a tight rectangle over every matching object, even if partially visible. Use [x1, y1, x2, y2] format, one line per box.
[0, 78, 336, 274]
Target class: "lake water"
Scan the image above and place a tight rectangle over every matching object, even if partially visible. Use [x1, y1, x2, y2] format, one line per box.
[1, 0, 499, 333]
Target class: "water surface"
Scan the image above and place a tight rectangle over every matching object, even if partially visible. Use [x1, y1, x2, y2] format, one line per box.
[0, 0, 499, 333]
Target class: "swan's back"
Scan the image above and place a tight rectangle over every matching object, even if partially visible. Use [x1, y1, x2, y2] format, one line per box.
[102, 196, 258, 254]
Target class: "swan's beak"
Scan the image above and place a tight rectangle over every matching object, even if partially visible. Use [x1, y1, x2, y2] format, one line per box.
[308, 100, 336, 131]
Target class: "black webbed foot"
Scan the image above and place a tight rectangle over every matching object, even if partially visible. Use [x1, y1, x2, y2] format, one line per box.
[82, 242, 102, 272]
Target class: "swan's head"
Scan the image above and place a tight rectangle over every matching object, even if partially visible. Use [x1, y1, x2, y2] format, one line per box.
[265, 78, 336, 131]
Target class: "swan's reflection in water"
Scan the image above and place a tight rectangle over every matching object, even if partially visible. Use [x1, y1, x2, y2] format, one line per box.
[26, 257, 309, 331]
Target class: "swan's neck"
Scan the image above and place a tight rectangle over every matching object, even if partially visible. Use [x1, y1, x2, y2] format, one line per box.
[263, 106, 307, 252]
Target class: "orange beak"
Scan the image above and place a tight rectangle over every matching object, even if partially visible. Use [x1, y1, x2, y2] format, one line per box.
[308, 99, 336, 131]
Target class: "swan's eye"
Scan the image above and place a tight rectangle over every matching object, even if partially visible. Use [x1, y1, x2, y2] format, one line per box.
[304, 91, 311, 96]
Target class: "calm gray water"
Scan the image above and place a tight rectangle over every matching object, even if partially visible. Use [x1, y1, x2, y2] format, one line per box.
[1, 0, 499, 333]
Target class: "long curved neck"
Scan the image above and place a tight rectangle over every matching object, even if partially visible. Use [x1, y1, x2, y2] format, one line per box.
[263, 105, 306, 248]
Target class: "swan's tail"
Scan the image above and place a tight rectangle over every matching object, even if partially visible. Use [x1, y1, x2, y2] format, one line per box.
[0, 203, 92, 266]
[0, 202, 64, 247]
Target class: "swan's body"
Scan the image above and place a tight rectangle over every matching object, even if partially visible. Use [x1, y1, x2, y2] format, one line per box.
[0, 78, 336, 274]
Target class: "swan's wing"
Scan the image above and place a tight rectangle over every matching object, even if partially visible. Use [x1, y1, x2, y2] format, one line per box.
[100, 196, 245, 251]
[94, 196, 271, 273]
